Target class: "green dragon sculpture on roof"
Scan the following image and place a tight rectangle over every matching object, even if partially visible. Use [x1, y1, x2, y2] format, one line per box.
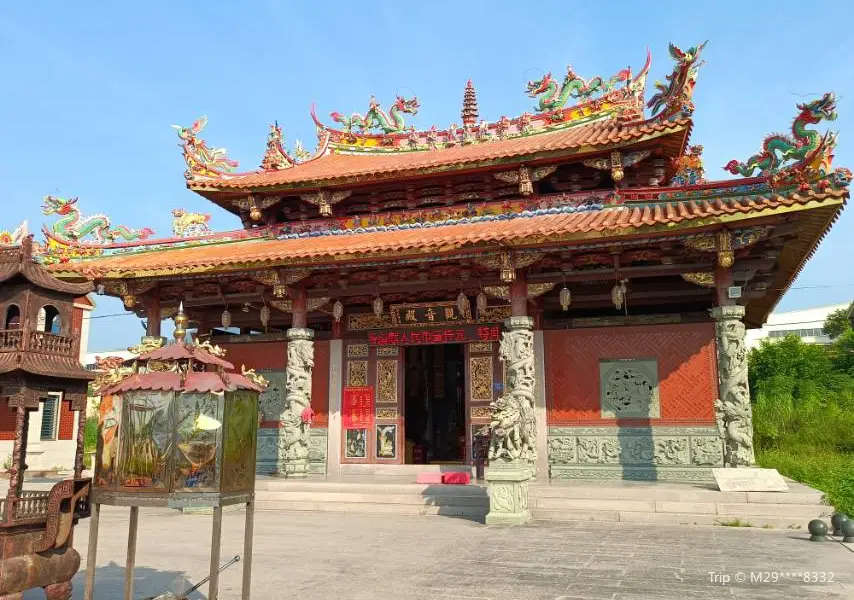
[330, 95, 420, 134]
[725, 92, 838, 177]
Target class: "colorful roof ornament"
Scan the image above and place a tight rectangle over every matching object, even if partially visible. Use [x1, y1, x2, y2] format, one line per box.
[260, 121, 297, 170]
[171, 116, 240, 181]
[171, 208, 212, 238]
[647, 41, 707, 120]
[330, 95, 421, 134]
[0, 220, 28, 247]
[526, 62, 633, 113]
[671, 144, 705, 186]
[461, 80, 479, 125]
[725, 93, 838, 177]
[42, 196, 154, 245]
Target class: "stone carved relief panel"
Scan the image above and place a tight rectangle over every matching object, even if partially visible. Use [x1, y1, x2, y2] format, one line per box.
[469, 356, 493, 402]
[599, 359, 660, 419]
[376, 359, 398, 404]
[257, 370, 286, 421]
[347, 361, 368, 387]
[547, 426, 722, 481]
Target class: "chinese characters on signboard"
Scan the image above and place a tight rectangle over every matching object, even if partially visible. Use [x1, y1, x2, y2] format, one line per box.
[343, 386, 374, 428]
[368, 325, 501, 346]
[390, 301, 472, 326]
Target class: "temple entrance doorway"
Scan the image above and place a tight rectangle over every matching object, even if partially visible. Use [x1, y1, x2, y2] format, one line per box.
[403, 344, 466, 464]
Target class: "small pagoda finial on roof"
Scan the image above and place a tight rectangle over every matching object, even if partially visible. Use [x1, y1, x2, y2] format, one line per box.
[461, 79, 479, 126]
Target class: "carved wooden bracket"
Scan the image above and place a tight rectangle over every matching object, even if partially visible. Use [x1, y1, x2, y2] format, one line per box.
[493, 165, 557, 196]
[300, 189, 352, 216]
[583, 150, 650, 182]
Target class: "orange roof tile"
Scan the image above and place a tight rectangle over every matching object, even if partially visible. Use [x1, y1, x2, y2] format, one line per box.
[193, 118, 691, 191]
[50, 188, 845, 279]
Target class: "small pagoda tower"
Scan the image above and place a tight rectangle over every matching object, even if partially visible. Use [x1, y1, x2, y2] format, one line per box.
[0, 236, 94, 599]
[461, 79, 479, 126]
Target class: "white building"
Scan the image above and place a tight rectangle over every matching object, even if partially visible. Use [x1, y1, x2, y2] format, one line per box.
[745, 303, 850, 349]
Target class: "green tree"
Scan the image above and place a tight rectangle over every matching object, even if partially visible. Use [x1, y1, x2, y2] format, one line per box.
[822, 302, 853, 339]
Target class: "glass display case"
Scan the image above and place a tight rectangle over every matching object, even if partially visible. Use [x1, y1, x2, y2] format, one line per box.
[93, 338, 264, 508]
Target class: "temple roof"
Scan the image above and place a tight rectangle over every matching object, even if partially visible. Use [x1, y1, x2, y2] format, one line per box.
[190, 118, 690, 193]
[47, 183, 846, 279]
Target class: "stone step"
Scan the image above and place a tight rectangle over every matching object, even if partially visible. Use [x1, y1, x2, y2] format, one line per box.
[529, 496, 829, 518]
[255, 499, 487, 519]
[531, 508, 812, 530]
[255, 490, 488, 507]
[256, 480, 487, 497]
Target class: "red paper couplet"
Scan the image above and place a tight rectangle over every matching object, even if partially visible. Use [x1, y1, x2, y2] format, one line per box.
[343, 386, 374, 428]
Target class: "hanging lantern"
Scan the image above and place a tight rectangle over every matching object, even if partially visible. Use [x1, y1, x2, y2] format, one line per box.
[372, 295, 384, 317]
[611, 283, 623, 310]
[122, 293, 136, 309]
[476, 291, 488, 317]
[319, 200, 332, 217]
[248, 196, 262, 221]
[456, 291, 470, 316]
[173, 302, 189, 342]
[333, 299, 344, 322]
[273, 283, 287, 298]
[260, 305, 270, 327]
[221, 308, 232, 329]
[559, 285, 571, 311]
[499, 252, 515, 283]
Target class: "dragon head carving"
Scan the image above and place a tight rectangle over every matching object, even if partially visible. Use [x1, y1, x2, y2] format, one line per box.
[525, 72, 554, 97]
[393, 95, 420, 115]
[42, 195, 78, 216]
[797, 92, 837, 125]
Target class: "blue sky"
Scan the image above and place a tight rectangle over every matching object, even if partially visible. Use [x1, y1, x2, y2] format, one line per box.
[2, 2, 853, 351]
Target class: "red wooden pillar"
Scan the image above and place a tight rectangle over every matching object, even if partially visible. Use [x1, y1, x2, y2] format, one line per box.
[509, 271, 528, 317]
[146, 292, 161, 337]
[714, 264, 734, 307]
[291, 288, 308, 329]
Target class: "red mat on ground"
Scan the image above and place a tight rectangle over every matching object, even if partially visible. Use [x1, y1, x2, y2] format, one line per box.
[441, 472, 471, 485]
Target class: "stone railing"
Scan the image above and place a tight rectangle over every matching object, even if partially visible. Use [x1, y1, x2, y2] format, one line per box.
[28, 331, 76, 357]
[13, 490, 51, 521]
[0, 329, 23, 352]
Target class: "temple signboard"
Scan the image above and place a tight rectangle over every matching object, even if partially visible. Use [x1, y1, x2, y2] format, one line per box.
[343, 386, 374, 428]
[390, 301, 472, 326]
[368, 325, 501, 346]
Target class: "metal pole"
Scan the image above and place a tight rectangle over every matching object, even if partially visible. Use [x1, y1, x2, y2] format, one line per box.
[242, 499, 255, 600]
[208, 506, 224, 600]
[125, 506, 139, 600]
[83, 502, 100, 600]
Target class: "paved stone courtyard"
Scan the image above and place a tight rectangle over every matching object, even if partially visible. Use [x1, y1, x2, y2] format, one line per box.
[38, 505, 854, 599]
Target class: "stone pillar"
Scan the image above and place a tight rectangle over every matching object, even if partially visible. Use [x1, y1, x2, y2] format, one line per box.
[326, 339, 344, 480]
[532, 330, 549, 480]
[711, 305, 755, 467]
[485, 316, 536, 525]
[277, 327, 315, 477]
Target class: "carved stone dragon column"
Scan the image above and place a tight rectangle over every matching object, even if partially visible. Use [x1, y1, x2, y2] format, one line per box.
[711, 306, 756, 467]
[485, 315, 536, 525]
[276, 327, 315, 477]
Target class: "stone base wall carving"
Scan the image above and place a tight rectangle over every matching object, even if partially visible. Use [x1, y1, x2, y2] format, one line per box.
[547, 426, 722, 482]
[257, 427, 327, 474]
[484, 460, 533, 526]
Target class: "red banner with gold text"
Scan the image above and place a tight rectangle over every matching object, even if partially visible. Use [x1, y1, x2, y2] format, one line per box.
[343, 386, 374, 429]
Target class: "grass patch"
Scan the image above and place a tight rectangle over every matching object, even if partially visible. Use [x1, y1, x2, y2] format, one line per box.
[757, 447, 854, 516]
[83, 417, 98, 454]
[716, 518, 753, 527]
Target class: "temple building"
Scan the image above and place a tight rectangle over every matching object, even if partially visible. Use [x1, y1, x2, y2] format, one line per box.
[39, 41, 849, 486]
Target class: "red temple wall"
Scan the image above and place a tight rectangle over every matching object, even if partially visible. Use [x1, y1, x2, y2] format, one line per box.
[0, 403, 15, 440]
[58, 399, 76, 440]
[544, 323, 717, 426]
[218, 339, 330, 427]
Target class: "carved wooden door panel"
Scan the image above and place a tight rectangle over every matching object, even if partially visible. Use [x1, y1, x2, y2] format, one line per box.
[374, 345, 403, 464]
[342, 342, 370, 463]
[466, 340, 501, 464]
